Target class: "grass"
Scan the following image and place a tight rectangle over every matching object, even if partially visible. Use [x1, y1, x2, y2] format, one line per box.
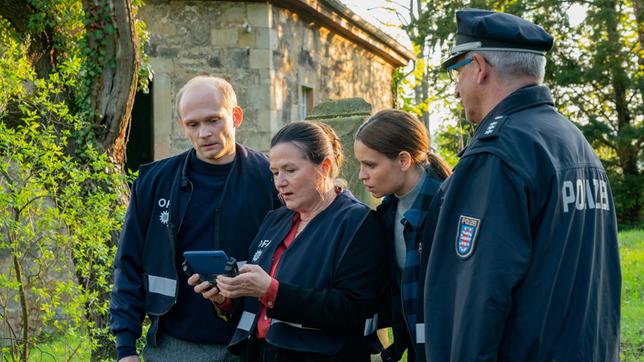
[619, 228, 643, 361]
[1, 333, 89, 362]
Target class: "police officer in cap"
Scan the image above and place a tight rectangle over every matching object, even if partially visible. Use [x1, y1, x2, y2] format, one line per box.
[423, 9, 621, 361]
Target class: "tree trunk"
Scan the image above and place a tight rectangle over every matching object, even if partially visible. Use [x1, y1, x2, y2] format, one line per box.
[83, 0, 139, 162]
[80, 1, 139, 359]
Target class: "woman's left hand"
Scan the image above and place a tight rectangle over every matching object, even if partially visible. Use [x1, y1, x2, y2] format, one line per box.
[216, 264, 273, 299]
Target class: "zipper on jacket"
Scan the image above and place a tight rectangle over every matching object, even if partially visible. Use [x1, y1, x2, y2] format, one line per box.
[214, 208, 220, 249]
[399, 219, 416, 354]
[172, 179, 193, 305]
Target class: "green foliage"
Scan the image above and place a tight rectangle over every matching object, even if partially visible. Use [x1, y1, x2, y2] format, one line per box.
[547, 0, 643, 223]
[619, 228, 643, 362]
[0, 0, 142, 359]
[0, 46, 127, 359]
[434, 117, 475, 167]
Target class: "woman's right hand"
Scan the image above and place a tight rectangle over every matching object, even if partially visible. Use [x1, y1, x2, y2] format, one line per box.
[188, 273, 226, 304]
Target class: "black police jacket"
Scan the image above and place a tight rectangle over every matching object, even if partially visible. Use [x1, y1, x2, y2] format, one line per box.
[423, 85, 621, 361]
[110, 144, 280, 352]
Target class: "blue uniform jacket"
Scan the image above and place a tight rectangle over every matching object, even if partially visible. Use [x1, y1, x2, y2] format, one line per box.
[423, 85, 621, 361]
[229, 191, 387, 361]
[371, 166, 442, 362]
[110, 144, 280, 352]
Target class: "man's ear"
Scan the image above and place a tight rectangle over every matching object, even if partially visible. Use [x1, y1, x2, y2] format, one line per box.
[178, 117, 187, 133]
[397, 151, 413, 171]
[232, 106, 243, 128]
[474, 53, 490, 84]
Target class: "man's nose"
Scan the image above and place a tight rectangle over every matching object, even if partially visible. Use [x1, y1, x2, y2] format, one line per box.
[454, 83, 461, 99]
[198, 126, 212, 137]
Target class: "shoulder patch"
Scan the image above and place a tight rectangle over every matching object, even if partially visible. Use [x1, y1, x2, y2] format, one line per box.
[479, 115, 508, 139]
[455, 215, 481, 259]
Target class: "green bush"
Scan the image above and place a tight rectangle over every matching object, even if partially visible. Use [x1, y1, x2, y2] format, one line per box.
[619, 229, 644, 362]
[0, 24, 127, 361]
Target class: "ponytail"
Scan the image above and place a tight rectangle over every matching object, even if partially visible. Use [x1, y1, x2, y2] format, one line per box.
[427, 153, 452, 180]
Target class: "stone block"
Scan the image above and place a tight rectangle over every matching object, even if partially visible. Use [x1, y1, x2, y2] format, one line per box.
[150, 58, 175, 73]
[211, 28, 238, 47]
[188, 22, 210, 46]
[271, 78, 286, 110]
[236, 130, 272, 152]
[207, 55, 222, 68]
[253, 28, 271, 49]
[157, 46, 179, 57]
[258, 69, 273, 85]
[238, 30, 256, 48]
[249, 49, 271, 69]
[149, 22, 176, 36]
[306, 99, 377, 206]
[247, 3, 270, 27]
[153, 73, 174, 160]
[306, 98, 372, 119]
[270, 110, 283, 133]
[269, 29, 278, 51]
[222, 48, 250, 68]
[221, 4, 246, 25]
[251, 109, 271, 132]
[247, 86, 271, 108]
[170, 137, 192, 155]
[290, 104, 301, 121]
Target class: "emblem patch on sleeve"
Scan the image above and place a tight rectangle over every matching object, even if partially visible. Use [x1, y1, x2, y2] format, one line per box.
[455, 215, 481, 259]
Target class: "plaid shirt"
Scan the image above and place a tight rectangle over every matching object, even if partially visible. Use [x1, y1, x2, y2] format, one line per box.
[377, 166, 442, 362]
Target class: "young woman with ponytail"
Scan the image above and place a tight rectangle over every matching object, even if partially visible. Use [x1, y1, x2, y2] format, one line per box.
[354, 109, 451, 362]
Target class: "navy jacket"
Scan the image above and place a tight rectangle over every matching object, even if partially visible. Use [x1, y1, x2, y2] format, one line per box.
[372, 166, 443, 362]
[423, 85, 621, 361]
[110, 145, 280, 353]
[229, 191, 387, 361]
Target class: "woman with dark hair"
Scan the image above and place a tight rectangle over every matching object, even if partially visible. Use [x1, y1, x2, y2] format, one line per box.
[354, 109, 451, 362]
[190, 121, 386, 361]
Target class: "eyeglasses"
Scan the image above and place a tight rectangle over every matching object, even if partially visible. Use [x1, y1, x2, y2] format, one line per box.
[447, 57, 474, 82]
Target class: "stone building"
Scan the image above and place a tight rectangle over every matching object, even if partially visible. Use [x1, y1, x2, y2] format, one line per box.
[127, 0, 413, 168]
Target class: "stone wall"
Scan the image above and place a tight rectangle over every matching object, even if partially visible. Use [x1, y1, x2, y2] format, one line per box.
[270, 6, 394, 130]
[140, 0, 395, 156]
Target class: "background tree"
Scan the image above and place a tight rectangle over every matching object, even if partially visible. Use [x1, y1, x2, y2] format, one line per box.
[389, 0, 642, 224]
[548, 0, 643, 224]
[0, 0, 147, 359]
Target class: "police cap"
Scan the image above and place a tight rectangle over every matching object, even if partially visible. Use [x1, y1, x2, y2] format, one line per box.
[442, 9, 554, 69]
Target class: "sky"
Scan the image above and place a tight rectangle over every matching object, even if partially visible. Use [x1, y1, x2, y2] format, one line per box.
[341, 0, 412, 48]
[341, 0, 588, 49]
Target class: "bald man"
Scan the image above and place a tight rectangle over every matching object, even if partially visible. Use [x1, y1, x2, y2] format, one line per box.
[110, 76, 280, 361]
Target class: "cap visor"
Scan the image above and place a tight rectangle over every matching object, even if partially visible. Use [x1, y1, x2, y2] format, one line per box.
[441, 52, 463, 70]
